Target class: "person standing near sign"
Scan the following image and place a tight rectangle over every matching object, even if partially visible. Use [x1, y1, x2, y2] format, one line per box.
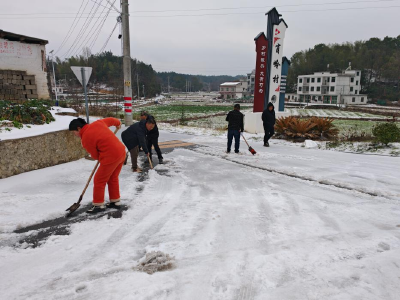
[226, 104, 244, 153]
[262, 102, 276, 147]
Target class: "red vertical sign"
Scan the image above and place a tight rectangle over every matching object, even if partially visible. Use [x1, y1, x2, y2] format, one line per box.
[253, 33, 269, 113]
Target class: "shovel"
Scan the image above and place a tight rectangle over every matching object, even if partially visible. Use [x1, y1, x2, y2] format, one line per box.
[66, 127, 119, 216]
[241, 132, 257, 155]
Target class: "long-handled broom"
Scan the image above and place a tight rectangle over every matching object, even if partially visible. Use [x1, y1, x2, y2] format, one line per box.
[66, 127, 119, 217]
[241, 132, 257, 155]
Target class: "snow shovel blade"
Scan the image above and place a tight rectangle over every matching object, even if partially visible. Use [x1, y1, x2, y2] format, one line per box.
[65, 202, 80, 216]
[248, 146, 257, 155]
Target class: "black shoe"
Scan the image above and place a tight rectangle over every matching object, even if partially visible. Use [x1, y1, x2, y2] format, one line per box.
[264, 142, 270, 147]
[226, 150, 231, 153]
[159, 158, 164, 164]
[86, 205, 105, 214]
[106, 201, 121, 209]
[235, 151, 240, 154]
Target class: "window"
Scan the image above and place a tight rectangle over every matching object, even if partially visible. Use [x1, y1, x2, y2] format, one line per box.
[351, 78, 354, 83]
[311, 78, 315, 83]
[317, 78, 321, 83]
[352, 97, 356, 102]
[350, 87, 353, 92]
[331, 77, 336, 82]
[327, 77, 330, 82]
[357, 71, 360, 76]
[356, 81, 359, 85]
[299, 78, 303, 83]
[330, 86, 335, 92]
[299, 87, 302, 92]
[311, 87, 314, 91]
[307, 78, 310, 83]
[317, 87, 321, 92]
[355, 90, 358, 94]
[361, 97, 364, 102]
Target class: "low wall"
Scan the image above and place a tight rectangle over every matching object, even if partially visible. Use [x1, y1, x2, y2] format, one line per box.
[244, 111, 291, 134]
[0, 130, 86, 179]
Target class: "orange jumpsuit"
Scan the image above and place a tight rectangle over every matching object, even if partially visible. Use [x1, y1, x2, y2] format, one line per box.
[80, 118, 126, 205]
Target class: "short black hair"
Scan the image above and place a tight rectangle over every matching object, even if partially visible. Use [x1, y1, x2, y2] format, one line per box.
[140, 111, 148, 117]
[234, 104, 240, 110]
[69, 118, 87, 131]
[146, 116, 156, 125]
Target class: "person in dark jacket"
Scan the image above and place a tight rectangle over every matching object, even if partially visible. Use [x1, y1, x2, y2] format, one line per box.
[226, 104, 244, 153]
[121, 118, 155, 172]
[146, 116, 163, 164]
[262, 102, 276, 147]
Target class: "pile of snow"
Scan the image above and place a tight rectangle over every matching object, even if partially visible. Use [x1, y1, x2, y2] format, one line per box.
[304, 139, 319, 149]
[136, 251, 175, 274]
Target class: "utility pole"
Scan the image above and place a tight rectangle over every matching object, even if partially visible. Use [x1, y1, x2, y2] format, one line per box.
[121, 0, 132, 125]
[136, 73, 140, 99]
[168, 76, 170, 93]
[49, 50, 58, 106]
[143, 84, 145, 98]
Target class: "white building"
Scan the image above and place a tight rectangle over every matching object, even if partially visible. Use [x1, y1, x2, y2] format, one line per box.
[286, 93, 298, 102]
[0, 30, 50, 100]
[296, 70, 367, 105]
[219, 80, 248, 99]
[247, 70, 255, 95]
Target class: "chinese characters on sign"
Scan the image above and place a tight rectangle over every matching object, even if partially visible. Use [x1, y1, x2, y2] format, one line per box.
[253, 33, 269, 113]
[0, 39, 34, 57]
[268, 20, 287, 106]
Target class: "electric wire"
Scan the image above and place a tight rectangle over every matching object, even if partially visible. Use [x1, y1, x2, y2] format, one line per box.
[62, 0, 103, 58]
[69, 0, 112, 57]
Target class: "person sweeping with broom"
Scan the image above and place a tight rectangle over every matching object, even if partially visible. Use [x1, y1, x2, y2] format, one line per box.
[69, 117, 125, 214]
[226, 103, 244, 154]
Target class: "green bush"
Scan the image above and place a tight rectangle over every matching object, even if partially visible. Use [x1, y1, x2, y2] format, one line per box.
[372, 122, 400, 145]
[0, 100, 55, 126]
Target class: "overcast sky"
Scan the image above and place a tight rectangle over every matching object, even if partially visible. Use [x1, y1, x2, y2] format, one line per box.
[1, 0, 399, 75]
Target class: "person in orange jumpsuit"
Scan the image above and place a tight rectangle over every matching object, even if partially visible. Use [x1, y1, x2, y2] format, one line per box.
[69, 117, 126, 214]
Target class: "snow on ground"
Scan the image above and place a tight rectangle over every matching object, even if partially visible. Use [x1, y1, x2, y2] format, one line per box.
[1, 128, 400, 299]
[287, 108, 385, 119]
[0, 107, 77, 141]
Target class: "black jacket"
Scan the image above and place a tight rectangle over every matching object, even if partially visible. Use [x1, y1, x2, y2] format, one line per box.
[226, 109, 244, 132]
[147, 117, 159, 139]
[121, 120, 149, 153]
[262, 103, 276, 127]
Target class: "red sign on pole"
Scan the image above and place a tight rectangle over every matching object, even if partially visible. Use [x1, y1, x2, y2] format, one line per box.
[253, 33, 269, 113]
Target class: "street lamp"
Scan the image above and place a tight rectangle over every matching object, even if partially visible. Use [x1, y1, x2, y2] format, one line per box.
[49, 50, 58, 106]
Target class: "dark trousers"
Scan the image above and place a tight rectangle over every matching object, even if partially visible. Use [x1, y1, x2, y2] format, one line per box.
[264, 124, 275, 144]
[147, 136, 163, 160]
[227, 129, 240, 153]
[129, 146, 139, 169]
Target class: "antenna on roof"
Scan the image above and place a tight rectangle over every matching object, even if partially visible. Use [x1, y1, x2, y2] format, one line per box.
[345, 62, 352, 71]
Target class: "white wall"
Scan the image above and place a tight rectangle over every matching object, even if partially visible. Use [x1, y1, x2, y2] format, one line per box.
[0, 38, 49, 99]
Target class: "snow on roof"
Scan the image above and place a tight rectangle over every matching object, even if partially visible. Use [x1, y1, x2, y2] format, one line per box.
[220, 82, 241, 86]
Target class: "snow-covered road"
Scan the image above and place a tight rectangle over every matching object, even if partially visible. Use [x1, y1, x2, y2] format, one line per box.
[1, 131, 400, 299]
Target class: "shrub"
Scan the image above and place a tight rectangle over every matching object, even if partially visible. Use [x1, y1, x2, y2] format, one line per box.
[286, 118, 317, 139]
[0, 100, 55, 126]
[310, 117, 339, 139]
[275, 116, 296, 135]
[372, 122, 400, 145]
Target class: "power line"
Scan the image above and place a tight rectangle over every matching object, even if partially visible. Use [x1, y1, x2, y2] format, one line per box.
[54, 0, 89, 55]
[130, 5, 400, 17]
[69, 0, 112, 57]
[87, 0, 118, 53]
[98, 21, 119, 53]
[1, 0, 398, 17]
[129, 0, 398, 13]
[62, 0, 103, 58]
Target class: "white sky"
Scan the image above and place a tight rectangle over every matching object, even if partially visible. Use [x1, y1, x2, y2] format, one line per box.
[0, 0, 399, 75]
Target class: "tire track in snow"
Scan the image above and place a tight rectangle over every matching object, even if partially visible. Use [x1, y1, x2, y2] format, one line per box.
[189, 146, 397, 201]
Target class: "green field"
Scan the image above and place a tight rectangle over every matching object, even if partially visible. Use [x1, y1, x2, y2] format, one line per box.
[131, 103, 251, 122]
